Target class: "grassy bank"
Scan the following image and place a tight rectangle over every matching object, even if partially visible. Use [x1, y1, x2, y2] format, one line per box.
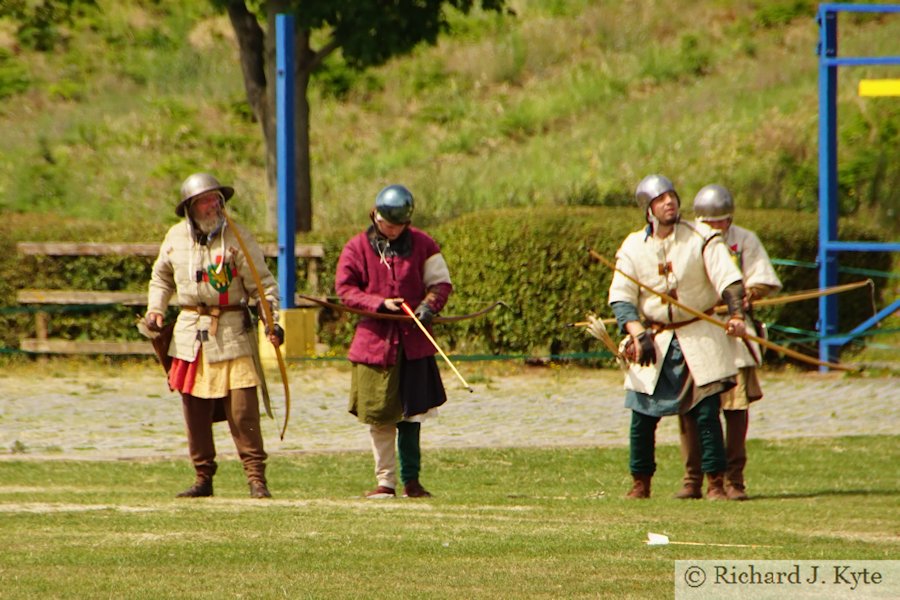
[1, 1, 898, 232]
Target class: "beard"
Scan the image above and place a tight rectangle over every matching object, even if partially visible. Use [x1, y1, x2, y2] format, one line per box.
[656, 213, 679, 226]
[194, 214, 224, 235]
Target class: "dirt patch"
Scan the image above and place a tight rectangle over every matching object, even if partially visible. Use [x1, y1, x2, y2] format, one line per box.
[1, 362, 897, 461]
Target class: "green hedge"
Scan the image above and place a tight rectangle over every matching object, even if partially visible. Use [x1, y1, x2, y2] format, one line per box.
[1, 207, 892, 364]
[307, 206, 892, 364]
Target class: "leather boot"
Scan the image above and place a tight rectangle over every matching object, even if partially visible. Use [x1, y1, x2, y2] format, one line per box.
[674, 481, 703, 499]
[726, 483, 748, 501]
[705, 472, 727, 501]
[176, 478, 213, 498]
[249, 480, 272, 499]
[676, 414, 703, 499]
[724, 409, 749, 501]
[626, 474, 652, 499]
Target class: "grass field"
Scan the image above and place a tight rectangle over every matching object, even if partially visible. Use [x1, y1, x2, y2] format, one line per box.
[1, 436, 897, 598]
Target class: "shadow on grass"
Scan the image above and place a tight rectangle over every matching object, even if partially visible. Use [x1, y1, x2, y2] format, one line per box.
[751, 488, 900, 500]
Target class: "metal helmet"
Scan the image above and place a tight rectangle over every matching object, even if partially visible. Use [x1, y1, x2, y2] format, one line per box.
[635, 174, 679, 215]
[693, 184, 735, 221]
[374, 184, 414, 224]
[176, 173, 234, 217]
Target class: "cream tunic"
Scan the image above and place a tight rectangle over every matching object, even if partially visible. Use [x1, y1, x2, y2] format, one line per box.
[609, 221, 744, 393]
[147, 220, 281, 365]
[720, 223, 783, 369]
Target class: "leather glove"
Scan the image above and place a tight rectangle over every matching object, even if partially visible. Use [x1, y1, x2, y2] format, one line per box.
[414, 302, 435, 327]
[268, 323, 285, 346]
[145, 312, 165, 332]
[634, 330, 657, 367]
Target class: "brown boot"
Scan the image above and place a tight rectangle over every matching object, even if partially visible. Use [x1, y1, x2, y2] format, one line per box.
[249, 480, 272, 499]
[676, 415, 703, 499]
[403, 480, 432, 498]
[176, 478, 213, 498]
[705, 473, 727, 501]
[626, 474, 652, 499]
[726, 483, 749, 501]
[674, 481, 703, 499]
[724, 410, 749, 501]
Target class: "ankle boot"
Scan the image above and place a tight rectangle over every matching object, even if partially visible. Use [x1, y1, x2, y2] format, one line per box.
[249, 480, 272, 499]
[674, 480, 703, 499]
[176, 478, 213, 498]
[726, 482, 748, 501]
[705, 472, 727, 501]
[626, 474, 652, 499]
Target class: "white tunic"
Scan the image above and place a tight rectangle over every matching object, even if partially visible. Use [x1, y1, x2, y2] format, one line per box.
[147, 220, 280, 363]
[719, 223, 783, 368]
[608, 221, 744, 393]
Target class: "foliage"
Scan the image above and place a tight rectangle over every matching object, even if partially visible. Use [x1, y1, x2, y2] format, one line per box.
[0, 48, 31, 99]
[0, 0, 98, 51]
[0, 435, 897, 598]
[753, 0, 815, 29]
[0, 207, 891, 361]
[435, 207, 892, 359]
[0, 1, 898, 234]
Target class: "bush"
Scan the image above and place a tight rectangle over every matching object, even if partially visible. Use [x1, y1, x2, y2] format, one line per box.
[311, 207, 892, 365]
[0, 208, 892, 367]
[0, 49, 31, 100]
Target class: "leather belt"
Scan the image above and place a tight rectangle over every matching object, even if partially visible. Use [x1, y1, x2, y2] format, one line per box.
[181, 305, 245, 315]
[647, 308, 714, 332]
[181, 304, 245, 337]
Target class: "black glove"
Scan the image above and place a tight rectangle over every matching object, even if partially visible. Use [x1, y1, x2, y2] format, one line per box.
[635, 330, 657, 367]
[414, 302, 435, 327]
[721, 282, 748, 321]
[269, 323, 285, 346]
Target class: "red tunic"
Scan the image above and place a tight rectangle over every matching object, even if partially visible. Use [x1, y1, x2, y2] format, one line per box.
[336, 227, 452, 368]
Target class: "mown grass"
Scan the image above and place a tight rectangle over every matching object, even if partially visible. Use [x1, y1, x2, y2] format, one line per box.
[1, 436, 897, 599]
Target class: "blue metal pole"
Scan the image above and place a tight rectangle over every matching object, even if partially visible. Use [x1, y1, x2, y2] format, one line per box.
[817, 6, 840, 369]
[276, 14, 296, 309]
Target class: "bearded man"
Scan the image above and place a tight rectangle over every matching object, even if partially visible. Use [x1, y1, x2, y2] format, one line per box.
[145, 172, 283, 499]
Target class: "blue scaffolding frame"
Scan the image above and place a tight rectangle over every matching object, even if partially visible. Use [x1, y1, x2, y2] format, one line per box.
[816, 3, 900, 369]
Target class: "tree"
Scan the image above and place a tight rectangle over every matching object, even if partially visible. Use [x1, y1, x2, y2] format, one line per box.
[213, 0, 510, 232]
[0, 0, 97, 51]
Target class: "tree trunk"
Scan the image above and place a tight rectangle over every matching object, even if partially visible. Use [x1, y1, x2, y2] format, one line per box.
[227, 2, 277, 231]
[294, 28, 314, 232]
[229, 1, 321, 233]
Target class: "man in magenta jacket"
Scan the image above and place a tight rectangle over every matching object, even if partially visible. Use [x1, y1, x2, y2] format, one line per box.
[336, 184, 453, 499]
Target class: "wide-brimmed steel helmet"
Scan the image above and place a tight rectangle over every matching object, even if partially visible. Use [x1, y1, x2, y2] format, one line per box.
[635, 174, 679, 215]
[176, 173, 234, 217]
[375, 184, 414, 224]
[693, 184, 735, 221]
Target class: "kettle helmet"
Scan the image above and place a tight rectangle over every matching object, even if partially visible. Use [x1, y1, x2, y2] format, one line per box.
[177, 173, 234, 217]
[693, 184, 735, 221]
[375, 184, 415, 225]
[635, 174, 679, 215]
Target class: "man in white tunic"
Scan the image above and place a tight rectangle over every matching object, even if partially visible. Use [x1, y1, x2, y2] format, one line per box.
[145, 173, 283, 499]
[594, 174, 749, 500]
[673, 184, 783, 500]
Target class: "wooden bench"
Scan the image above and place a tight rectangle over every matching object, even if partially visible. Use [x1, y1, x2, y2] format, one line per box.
[16, 241, 324, 355]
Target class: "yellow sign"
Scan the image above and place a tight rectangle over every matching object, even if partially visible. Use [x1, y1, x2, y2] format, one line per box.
[858, 79, 900, 97]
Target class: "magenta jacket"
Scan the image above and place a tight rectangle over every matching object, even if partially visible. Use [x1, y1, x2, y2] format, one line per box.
[336, 227, 452, 367]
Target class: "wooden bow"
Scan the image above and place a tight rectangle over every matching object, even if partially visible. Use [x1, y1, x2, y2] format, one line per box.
[588, 249, 860, 372]
[223, 212, 291, 440]
[297, 294, 507, 323]
[712, 279, 874, 313]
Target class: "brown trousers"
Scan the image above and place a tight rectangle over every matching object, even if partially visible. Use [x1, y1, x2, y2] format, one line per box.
[181, 387, 267, 484]
[679, 409, 748, 488]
